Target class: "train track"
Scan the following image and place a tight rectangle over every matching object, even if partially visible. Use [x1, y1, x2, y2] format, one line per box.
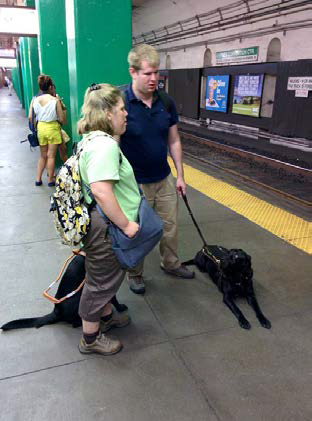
[180, 131, 312, 209]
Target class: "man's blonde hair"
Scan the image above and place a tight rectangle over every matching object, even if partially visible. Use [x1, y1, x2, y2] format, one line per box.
[77, 83, 121, 135]
[127, 44, 160, 70]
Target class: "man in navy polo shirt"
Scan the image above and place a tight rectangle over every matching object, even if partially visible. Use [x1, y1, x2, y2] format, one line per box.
[120, 44, 195, 295]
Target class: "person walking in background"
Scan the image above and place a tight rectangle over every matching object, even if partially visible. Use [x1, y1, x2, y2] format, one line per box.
[29, 74, 66, 186]
[77, 83, 140, 356]
[4, 76, 13, 96]
[120, 44, 194, 295]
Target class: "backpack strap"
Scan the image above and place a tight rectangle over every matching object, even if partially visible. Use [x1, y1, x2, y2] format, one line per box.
[119, 84, 171, 114]
[29, 92, 47, 132]
[29, 97, 37, 133]
[158, 90, 172, 114]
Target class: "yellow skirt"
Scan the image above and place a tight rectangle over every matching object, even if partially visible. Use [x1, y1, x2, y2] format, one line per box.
[37, 121, 62, 146]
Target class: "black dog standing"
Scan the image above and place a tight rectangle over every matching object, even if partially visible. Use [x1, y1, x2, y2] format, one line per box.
[1, 254, 127, 331]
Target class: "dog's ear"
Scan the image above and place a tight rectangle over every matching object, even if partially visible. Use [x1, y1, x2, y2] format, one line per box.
[228, 250, 240, 264]
[238, 249, 251, 261]
[240, 250, 252, 267]
[230, 249, 251, 263]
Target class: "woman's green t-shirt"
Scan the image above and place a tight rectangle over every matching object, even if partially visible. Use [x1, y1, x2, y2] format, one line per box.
[79, 131, 140, 222]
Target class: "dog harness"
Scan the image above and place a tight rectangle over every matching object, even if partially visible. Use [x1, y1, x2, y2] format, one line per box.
[43, 250, 86, 304]
[202, 246, 221, 269]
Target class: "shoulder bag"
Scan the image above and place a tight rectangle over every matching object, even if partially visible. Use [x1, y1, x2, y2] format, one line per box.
[96, 196, 163, 269]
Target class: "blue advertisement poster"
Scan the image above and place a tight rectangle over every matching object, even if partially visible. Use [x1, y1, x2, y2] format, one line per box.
[205, 75, 230, 113]
[232, 74, 264, 117]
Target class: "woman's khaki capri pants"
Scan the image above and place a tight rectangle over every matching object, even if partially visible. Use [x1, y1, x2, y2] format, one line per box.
[79, 207, 125, 322]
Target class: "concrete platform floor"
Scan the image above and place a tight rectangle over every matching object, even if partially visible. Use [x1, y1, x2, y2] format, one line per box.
[0, 89, 311, 421]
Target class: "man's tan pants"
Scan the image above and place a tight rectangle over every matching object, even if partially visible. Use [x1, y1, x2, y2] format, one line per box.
[128, 173, 180, 278]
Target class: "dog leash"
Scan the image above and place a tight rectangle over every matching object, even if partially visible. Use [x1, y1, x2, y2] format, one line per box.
[42, 250, 86, 304]
[181, 192, 224, 268]
[181, 192, 208, 247]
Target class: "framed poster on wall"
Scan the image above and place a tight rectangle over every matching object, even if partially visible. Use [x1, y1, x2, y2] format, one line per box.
[205, 75, 230, 112]
[158, 75, 167, 91]
[232, 74, 264, 117]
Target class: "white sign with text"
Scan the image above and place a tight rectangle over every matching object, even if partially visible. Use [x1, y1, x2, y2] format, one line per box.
[295, 89, 309, 98]
[0, 7, 38, 36]
[287, 77, 312, 91]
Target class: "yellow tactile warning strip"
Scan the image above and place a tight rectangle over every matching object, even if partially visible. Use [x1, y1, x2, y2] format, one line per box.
[169, 159, 312, 254]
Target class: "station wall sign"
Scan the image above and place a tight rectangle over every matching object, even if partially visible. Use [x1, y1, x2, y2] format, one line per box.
[287, 77, 312, 98]
[0, 58, 16, 68]
[0, 6, 38, 36]
[232, 74, 264, 117]
[216, 47, 258, 65]
[0, 48, 15, 59]
[205, 75, 230, 113]
[158, 76, 167, 91]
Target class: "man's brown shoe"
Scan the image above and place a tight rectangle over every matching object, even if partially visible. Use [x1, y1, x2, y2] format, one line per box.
[78, 332, 122, 356]
[128, 275, 145, 294]
[100, 311, 131, 333]
[161, 264, 195, 279]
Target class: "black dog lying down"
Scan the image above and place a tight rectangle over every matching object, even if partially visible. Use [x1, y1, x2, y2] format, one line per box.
[183, 245, 271, 330]
[1, 254, 127, 331]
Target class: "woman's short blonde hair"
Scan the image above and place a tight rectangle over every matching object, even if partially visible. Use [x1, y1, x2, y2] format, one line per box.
[77, 83, 122, 135]
[127, 44, 160, 70]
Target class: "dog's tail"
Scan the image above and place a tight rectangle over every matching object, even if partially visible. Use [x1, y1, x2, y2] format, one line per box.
[1, 311, 59, 331]
[182, 259, 195, 266]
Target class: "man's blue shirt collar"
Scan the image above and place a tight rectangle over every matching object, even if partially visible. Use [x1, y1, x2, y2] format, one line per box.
[126, 83, 137, 102]
[126, 83, 159, 103]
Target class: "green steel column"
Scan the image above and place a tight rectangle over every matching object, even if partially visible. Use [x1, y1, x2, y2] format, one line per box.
[11, 68, 17, 95]
[19, 2, 35, 107]
[28, 37, 40, 97]
[25, 3, 39, 99]
[19, 37, 40, 115]
[66, 0, 132, 142]
[20, 37, 32, 115]
[25, 0, 35, 7]
[12, 68, 20, 100]
[16, 44, 25, 108]
[36, 0, 72, 160]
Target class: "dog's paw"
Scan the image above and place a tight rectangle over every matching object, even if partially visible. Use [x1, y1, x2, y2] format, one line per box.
[116, 303, 128, 312]
[260, 318, 271, 329]
[239, 319, 251, 330]
[72, 319, 82, 328]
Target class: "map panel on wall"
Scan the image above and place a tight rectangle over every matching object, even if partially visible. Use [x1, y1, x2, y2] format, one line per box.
[232, 74, 264, 117]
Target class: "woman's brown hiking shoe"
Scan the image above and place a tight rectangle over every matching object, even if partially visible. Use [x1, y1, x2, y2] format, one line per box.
[78, 332, 122, 356]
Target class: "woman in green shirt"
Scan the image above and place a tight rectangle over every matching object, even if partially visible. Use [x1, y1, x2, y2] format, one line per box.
[77, 83, 141, 356]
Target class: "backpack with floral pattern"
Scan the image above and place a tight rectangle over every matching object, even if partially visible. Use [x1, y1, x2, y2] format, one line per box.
[49, 133, 97, 246]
